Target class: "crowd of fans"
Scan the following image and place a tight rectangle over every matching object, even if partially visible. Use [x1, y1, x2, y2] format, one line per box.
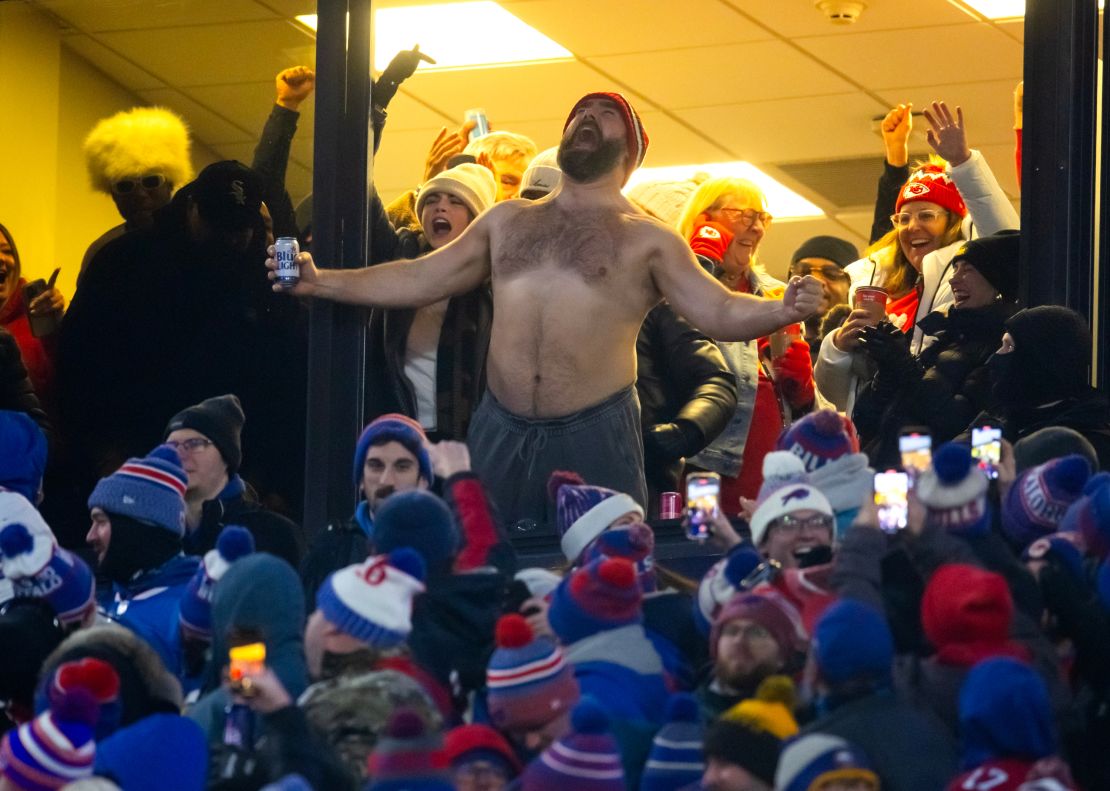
[0, 49, 1107, 791]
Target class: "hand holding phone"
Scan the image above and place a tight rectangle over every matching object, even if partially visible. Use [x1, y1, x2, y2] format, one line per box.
[228, 642, 266, 697]
[874, 470, 909, 533]
[971, 426, 1003, 480]
[899, 431, 932, 476]
[685, 473, 721, 541]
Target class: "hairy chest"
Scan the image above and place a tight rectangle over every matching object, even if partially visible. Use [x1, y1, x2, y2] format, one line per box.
[494, 207, 638, 283]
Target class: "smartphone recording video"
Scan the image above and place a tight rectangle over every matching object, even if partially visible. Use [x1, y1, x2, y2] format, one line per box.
[874, 470, 909, 533]
[685, 473, 721, 541]
[899, 431, 932, 476]
[971, 426, 1003, 480]
[228, 642, 266, 696]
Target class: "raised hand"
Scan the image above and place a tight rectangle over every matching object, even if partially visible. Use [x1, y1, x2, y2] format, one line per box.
[923, 101, 971, 167]
[266, 244, 320, 296]
[275, 66, 315, 111]
[428, 440, 472, 480]
[781, 275, 824, 323]
[881, 103, 913, 167]
[423, 121, 477, 182]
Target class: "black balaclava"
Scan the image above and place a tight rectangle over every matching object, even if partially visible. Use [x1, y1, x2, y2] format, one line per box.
[990, 305, 1091, 409]
[100, 512, 181, 585]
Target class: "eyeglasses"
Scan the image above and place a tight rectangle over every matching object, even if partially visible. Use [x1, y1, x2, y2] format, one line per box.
[164, 438, 214, 454]
[111, 174, 167, 195]
[890, 209, 947, 228]
[768, 513, 834, 534]
[792, 262, 849, 281]
[718, 207, 773, 228]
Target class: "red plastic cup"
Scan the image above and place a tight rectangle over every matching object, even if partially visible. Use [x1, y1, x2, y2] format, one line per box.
[853, 286, 888, 324]
[660, 492, 682, 520]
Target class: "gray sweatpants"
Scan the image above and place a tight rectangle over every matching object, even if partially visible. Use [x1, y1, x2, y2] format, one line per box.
[467, 387, 648, 538]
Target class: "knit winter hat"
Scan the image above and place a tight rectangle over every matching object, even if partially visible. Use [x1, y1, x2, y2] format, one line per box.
[626, 174, 706, 225]
[48, 658, 121, 742]
[1014, 426, 1099, 474]
[721, 676, 800, 741]
[87, 445, 188, 536]
[776, 410, 860, 472]
[813, 599, 894, 687]
[444, 724, 522, 775]
[703, 681, 787, 788]
[775, 734, 879, 791]
[564, 92, 649, 182]
[0, 492, 95, 627]
[521, 147, 561, 199]
[0, 599, 67, 727]
[950, 230, 1021, 302]
[1003, 306, 1092, 405]
[417, 162, 497, 220]
[83, 106, 193, 193]
[487, 613, 580, 731]
[94, 714, 208, 791]
[1002, 454, 1091, 548]
[548, 557, 642, 646]
[580, 522, 657, 592]
[1060, 473, 1110, 558]
[639, 694, 704, 791]
[922, 564, 1027, 667]
[164, 394, 245, 474]
[895, 163, 968, 216]
[353, 414, 433, 488]
[915, 443, 990, 537]
[791, 236, 860, 269]
[316, 549, 426, 648]
[372, 491, 459, 574]
[178, 526, 255, 641]
[0, 672, 107, 789]
[694, 547, 763, 637]
[366, 709, 453, 791]
[191, 160, 264, 232]
[549, 471, 644, 563]
[958, 657, 1056, 769]
[749, 453, 833, 547]
[0, 411, 47, 503]
[710, 590, 807, 660]
[521, 699, 625, 791]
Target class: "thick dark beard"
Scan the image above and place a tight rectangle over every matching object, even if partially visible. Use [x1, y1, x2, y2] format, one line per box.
[557, 136, 625, 184]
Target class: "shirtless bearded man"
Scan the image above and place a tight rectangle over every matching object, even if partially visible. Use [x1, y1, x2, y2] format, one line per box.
[269, 92, 823, 534]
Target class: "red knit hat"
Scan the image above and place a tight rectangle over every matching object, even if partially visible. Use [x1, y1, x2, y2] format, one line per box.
[710, 590, 807, 660]
[921, 564, 1028, 667]
[444, 724, 523, 774]
[564, 92, 649, 180]
[895, 164, 967, 217]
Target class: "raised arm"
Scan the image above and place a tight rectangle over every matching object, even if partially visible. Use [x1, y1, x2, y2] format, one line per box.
[267, 204, 494, 308]
[650, 229, 822, 342]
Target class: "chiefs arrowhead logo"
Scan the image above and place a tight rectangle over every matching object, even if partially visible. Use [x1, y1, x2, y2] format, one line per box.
[902, 183, 930, 200]
[698, 226, 721, 239]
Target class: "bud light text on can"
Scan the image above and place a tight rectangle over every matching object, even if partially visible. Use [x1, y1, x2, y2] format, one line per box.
[274, 237, 300, 287]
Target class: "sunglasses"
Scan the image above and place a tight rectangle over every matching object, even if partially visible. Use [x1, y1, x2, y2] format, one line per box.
[111, 174, 167, 195]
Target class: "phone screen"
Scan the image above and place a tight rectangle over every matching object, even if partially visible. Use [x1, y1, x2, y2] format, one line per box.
[228, 642, 266, 691]
[899, 433, 932, 475]
[685, 473, 720, 541]
[874, 471, 909, 533]
[971, 426, 1003, 479]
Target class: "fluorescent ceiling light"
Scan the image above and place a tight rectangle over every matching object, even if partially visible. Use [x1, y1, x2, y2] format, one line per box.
[957, 0, 1102, 20]
[625, 162, 825, 221]
[296, 2, 573, 72]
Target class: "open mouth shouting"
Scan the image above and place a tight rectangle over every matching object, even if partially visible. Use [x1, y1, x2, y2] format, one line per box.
[429, 216, 453, 237]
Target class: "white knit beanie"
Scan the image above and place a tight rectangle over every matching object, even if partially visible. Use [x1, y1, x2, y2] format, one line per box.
[417, 162, 497, 220]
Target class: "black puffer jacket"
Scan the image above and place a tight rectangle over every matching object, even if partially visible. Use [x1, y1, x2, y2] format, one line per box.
[854, 300, 1015, 467]
[635, 302, 737, 501]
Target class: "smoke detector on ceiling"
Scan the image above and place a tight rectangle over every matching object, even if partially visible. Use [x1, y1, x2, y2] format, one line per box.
[815, 1, 867, 24]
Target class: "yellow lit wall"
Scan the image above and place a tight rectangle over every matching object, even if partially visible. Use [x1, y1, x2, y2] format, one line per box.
[0, 2, 218, 301]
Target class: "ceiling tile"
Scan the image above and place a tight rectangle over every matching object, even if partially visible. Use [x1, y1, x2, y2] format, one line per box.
[993, 19, 1024, 43]
[381, 91, 456, 131]
[214, 139, 312, 199]
[733, 0, 973, 38]
[875, 79, 1022, 147]
[61, 33, 166, 91]
[372, 127, 446, 197]
[34, 0, 278, 32]
[975, 142, 1021, 200]
[802, 23, 1022, 88]
[681, 92, 888, 163]
[185, 81, 314, 139]
[589, 40, 857, 109]
[505, 0, 772, 57]
[95, 19, 315, 87]
[137, 87, 253, 143]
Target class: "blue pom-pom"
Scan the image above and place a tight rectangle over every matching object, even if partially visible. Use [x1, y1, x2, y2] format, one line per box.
[150, 444, 184, 465]
[1083, 472, 1110, 497]
[571, 699, 609, 734]
[0, 523, 34, 558]
[665, 693, 700, 723]
[1054, 455, 1091, 495]
[933, 443, 972, 484]
[216, 526, 255, 562]
[388, 547, 427, 582]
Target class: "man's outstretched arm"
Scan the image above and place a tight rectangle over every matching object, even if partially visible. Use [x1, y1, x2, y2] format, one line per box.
[266, 207, 494, 308]
[650, 229, 822, 342]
